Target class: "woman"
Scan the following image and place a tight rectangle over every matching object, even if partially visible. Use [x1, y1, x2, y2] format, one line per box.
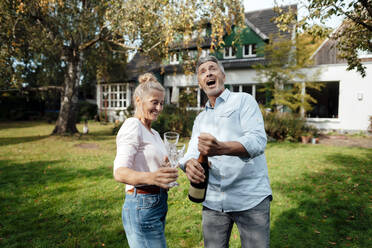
[113, 73, 178, 248]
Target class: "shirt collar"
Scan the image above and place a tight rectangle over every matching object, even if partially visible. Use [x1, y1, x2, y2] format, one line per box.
[205, 88, 231, 109]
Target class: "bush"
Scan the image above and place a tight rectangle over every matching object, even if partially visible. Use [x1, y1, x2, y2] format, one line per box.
[78, 101, 97, 122]
[152, 104, 198, 138]
[262, 110, 315, 142]
[0, 94, 44, 121]
[112, 104, 198, 137]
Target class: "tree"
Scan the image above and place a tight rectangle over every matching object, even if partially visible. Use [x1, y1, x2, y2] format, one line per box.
[274, 0, 372, 77]
[1, 0, 245, 135]
[253, 34, 323, 116]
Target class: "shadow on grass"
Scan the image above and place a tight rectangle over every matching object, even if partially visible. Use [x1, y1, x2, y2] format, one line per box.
[270, 149, 372, 247]
[80, 130, 114, 142]
[0, 159, 128, 247]
[267, 141, 304, 150]
[0, 121, 49, 130]
[0, 135, 49, 147]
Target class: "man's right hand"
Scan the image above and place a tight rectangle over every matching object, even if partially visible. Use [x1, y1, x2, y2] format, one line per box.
[185, 158, 206, 184]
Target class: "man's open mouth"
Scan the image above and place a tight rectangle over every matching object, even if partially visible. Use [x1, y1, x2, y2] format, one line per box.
[207, 80, 216, 86]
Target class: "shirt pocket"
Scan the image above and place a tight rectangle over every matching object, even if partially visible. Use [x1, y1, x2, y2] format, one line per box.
[216, 108, 240, 138]
[218, 108, 237, 118]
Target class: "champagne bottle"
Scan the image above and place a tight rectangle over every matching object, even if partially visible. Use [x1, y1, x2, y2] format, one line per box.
[188, 154, 209, 203]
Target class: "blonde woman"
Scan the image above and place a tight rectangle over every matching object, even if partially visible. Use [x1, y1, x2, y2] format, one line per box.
[114, 73, 178, 248]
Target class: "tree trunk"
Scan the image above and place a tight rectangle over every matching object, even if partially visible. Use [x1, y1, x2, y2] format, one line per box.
[52, 49, 82, 135]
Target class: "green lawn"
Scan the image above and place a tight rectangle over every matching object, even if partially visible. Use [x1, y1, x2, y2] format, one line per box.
[0, 122, 371, 248]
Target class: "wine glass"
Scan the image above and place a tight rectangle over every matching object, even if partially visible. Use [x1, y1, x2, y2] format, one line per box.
[163, 132, 184, 187]
[163, 131, 179, 146]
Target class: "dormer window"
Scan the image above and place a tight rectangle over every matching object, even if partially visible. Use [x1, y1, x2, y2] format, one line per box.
[201, 48, 210, 57]
[243, 44, 257, 57]
[224, 46, 236, 59]
[191, 28, 206, 39]
[170, 53, 179, 64]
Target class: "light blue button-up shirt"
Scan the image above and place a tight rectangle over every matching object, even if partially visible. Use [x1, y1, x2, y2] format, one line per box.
[180, 89, 272, 212]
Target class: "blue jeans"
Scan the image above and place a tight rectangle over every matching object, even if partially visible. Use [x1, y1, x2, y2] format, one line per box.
[202, 196, 271, 248]
[122, 189, 168, 248]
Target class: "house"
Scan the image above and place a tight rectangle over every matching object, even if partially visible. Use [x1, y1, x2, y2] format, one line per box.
[96, 5, 371, 133]
[96, 4, 297, 121]
[307, 24, 372, 133]
[161, 5, 296, 109]
[95, 53, 161, 122]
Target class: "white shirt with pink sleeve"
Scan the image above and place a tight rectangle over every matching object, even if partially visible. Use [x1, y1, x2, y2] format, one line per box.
[114, 117, 167, 192]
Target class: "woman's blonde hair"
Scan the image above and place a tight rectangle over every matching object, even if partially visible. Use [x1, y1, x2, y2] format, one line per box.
[133, 73, 165, 112]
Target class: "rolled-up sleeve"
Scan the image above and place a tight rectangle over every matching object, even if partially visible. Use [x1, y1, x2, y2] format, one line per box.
[233, 94, 267, 160]
[113, 119, 141, 172]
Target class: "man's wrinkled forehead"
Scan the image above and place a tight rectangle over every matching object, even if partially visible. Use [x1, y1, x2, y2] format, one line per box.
[198, 61, 218, 73]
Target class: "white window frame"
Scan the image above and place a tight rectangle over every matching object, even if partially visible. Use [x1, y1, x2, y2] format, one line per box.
[191, 28, 206, 39]
[223, 46, 236, 59]
[170, 53, 180, 64]
[201, 48, 210, 57]
[243, 44, 257, 58]
[101, 83, 130, 110]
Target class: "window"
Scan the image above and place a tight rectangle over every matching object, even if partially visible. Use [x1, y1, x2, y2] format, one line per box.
[255, 84, 268, 106]
[170, 53, 179, 64]
[243, 44, 257, 57]
[201, 49, 210, 58]
[231, 84, 252, 94]
[232, 85, 240, 92]
[224, 46, 236, 59]
[100, 83, 130, 110]
[187, 50, 198, 59]
[242, 85, 252, 94]
[191, 28, 206, 39]
[307, 82, 339, 118]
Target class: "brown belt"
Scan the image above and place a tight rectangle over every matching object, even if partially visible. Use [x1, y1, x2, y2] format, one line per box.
[127, 185, 161, 195]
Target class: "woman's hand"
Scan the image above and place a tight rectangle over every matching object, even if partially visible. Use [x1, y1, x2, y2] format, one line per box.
[151, 156, 178, 189]
[151, 167, 178, 189]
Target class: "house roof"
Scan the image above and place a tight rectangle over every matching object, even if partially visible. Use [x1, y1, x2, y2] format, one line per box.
[244, 4, 296, 40]
[124, 53, 160, 82]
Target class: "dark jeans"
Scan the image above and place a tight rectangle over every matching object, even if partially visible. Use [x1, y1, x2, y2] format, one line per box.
[202, 196, 271, 248]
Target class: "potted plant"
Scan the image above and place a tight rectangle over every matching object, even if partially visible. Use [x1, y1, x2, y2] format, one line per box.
[301, 126, 312, 144]
[301, 133, 311, 144]
[309, 125, 320, 144]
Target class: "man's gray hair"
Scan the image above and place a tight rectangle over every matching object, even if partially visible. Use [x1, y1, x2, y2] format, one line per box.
[196, 55, 225, 75]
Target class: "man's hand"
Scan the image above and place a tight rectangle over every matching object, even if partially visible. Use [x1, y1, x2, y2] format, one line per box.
[185, 158, 206, 184]
[198, 132, 249, 157]
[198, 132, 224, 156]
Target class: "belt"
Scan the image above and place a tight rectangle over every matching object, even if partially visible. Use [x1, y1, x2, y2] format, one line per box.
[127, 185, 161, 195]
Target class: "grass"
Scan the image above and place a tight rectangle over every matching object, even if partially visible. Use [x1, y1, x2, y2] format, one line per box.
[0, 121, 371, 248]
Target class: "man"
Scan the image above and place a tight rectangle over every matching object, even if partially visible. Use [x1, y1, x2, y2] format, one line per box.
[179, 55, 272, 248]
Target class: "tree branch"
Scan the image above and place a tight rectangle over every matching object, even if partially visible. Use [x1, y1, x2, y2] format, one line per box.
[143, 41, 162, 53]
[78, 35, 101, 51]
[106, 39, 138, 50]
[331, 2, 372, 32]
[359, 0, 372, 20]
[29, 86, 63, 92]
